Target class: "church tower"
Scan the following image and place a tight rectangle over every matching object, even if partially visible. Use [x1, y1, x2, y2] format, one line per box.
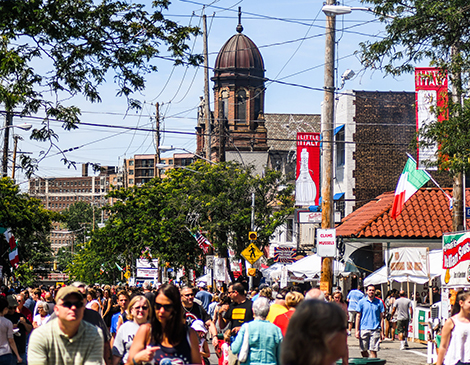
[196, 9, 268, 161]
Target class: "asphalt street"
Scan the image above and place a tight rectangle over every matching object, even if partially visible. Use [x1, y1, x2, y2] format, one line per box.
[207, 331, 430, 365]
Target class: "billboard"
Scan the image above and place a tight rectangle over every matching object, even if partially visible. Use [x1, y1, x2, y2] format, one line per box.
[136, 259, 159, 278]
[415, 67, 448, 170]
[295, 133, 320, 206]
[442, 232, 470, 287]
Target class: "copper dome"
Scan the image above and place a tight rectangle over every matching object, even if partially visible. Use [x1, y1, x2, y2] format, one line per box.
[215, 32, 265, 72]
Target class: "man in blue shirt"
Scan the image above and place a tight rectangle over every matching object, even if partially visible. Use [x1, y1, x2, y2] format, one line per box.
[347, 285, 364, 335]
[356, 284, 384, 358]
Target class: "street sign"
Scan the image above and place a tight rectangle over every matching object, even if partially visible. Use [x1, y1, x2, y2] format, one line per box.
[206, 255, 214, 269]
[241, 243, 263, 265]
[124, 270, 131, 279]
[466, 207, 470, 218]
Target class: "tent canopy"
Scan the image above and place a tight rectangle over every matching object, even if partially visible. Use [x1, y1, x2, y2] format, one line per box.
[364, 249, 443, 286]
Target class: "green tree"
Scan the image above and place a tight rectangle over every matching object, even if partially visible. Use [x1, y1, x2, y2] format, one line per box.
[60, 201, 101, 244]
[68, 161, 294, 283]
[0, 177, 55, 282]
[0, 0, 200, 176]
[358, 0, 470, 230]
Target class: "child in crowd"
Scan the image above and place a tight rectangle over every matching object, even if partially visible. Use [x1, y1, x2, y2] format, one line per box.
[221, 329, 232, 365]
[191, 320, 210, 365]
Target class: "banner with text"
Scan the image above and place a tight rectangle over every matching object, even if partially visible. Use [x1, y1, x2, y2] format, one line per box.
[136, 259, 159, 278]
[388, 247, 429, 278]
[296, 133, 320, 206]
[442, 232, 470, 286]
[415, 67, 448, 170]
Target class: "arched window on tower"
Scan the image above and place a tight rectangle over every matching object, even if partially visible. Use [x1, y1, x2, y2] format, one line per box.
[220, 90, 229, 121]
[236, 89, 246, 128]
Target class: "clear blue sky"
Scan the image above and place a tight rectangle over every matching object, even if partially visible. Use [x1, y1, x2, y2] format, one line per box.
[9, 0, 419, 186]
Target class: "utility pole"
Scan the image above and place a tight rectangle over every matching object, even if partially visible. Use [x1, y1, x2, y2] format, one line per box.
[203, 13, 212, 162]
[155, 102, 161, 178]
[11, 135, 21, 181]
[218, 108, 226, 162]
[1, 110, 13, 177]
[320, 0, 336, 293]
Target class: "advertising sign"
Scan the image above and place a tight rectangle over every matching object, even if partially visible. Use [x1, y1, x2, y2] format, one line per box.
[295, 133, 320, 206]
[274, 246, 297, 263]
[214, 258, 226, 282]
[136, 259, 159, 278]
[442, 232, 470, 286]
[297, 210, 342, 224]
[388, 247, 429, 278]
[316, 229, 336, 257]
[415, 67, 448, 169]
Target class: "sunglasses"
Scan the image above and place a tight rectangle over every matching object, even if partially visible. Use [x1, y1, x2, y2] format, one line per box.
[155, 303, 173, 311]
[133, 306, 148, 311]
[182, 293, 194, 297]
[61, 301, 84, 309]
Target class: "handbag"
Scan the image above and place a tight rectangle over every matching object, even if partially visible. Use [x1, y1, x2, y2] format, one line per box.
[238, 325, 250, 363]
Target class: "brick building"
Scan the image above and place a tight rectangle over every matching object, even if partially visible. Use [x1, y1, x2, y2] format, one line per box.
[334, 90, 452, 217]
[29, 164, 122, 253]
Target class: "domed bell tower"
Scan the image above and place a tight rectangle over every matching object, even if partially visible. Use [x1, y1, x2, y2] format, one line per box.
[197, 8, 267, 162]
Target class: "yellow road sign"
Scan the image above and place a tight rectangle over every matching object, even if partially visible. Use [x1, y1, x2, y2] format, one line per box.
[241, 243, 263, 265]
[124, 270, 131, 279]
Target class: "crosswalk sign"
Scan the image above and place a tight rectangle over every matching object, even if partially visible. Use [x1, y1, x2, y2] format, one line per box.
[241, 243, 263, 265]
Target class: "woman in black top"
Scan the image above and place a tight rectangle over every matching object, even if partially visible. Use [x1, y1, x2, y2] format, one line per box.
[126, 284, 201, 365]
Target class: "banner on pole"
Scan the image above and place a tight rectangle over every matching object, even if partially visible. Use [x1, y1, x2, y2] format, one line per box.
[415, 67, 448, 170]
[295, 133, 320, 206]
[316, 229, 336, 257]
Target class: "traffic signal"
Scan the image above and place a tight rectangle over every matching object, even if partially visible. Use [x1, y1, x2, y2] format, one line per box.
[248, 231, 257, 241]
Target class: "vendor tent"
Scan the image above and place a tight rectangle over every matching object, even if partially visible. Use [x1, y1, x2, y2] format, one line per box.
[364, 249, 443, 286]
[288, 254, 346, 280]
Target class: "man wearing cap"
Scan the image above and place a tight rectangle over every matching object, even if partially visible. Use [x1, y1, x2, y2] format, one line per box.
[195, 282, 213, 312]
[28, 286, 103, 365]
[6, 295, 32, 365]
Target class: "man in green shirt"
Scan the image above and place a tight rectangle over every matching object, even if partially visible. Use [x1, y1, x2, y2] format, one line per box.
[28, 286, 103, 365]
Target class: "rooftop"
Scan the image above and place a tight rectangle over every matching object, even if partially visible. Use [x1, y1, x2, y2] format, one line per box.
[336, 188, 470, 239]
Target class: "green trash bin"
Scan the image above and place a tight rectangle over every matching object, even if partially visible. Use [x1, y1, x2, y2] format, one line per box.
[337, 358, 386, 365]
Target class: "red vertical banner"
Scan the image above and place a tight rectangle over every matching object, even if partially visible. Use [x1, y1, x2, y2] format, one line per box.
[415, 67, 448, 170]
[296, 133, 320, 206]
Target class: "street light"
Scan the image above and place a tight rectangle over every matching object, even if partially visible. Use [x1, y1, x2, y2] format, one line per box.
[321, 5, 371, 16]
[0, 123, 32, 132]
[1, 123, 32, 177]
[158, 146, 216, 165]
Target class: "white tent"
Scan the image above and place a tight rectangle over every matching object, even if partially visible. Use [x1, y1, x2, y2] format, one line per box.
[261, 262, 291, 280]
[364, 249, 443, 286]
[288, 254, 346, 280]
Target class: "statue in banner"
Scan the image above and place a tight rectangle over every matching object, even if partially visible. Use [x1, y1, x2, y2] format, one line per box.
[296, 148, 317, 206]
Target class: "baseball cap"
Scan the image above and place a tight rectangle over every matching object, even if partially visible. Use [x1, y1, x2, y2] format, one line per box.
[7, 295, 17, 308]
[191, 319, 207, 333]
[56, 286, 84, 302]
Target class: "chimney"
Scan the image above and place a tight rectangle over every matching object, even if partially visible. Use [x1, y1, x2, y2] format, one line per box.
[82, 163, 88, 177]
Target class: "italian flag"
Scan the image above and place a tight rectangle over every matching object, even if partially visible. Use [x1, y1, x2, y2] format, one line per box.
[390, 157, 430, 219]
[0, 227, 19, 267]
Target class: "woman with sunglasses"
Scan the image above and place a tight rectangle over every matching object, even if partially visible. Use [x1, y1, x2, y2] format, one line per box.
[126, 284, 201, 365]
[113, 295, 152, 365]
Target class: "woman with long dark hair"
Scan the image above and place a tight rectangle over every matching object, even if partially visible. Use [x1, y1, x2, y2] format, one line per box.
[436, 290, 470, 365]
[126, 284, 201, 365]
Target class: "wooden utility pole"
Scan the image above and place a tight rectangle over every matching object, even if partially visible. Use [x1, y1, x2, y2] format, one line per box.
[1, 110, 13, 177]
[11, 135, 21, 181]
[155, 102, 161, 178]
[203, 13, 212, 161]
[320, 0, 336, 293]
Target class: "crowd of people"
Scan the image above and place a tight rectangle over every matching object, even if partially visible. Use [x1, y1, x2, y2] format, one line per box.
[0, 281, 465, 365]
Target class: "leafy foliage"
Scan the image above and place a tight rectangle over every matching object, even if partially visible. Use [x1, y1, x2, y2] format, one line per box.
[0, 177, 55, 281]
[0, 0, 201, 176]
[66, 161, 294, 282]
[359, 0, 470, 90]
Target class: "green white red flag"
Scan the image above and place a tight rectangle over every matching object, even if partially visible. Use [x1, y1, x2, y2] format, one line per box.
[0, 227, 19, 267]
[390, 157, 430, 219]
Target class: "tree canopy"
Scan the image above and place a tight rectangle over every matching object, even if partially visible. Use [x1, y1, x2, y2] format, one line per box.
[0, 0, 200, 175]
[0, 177, 55, 283]
[66, 161, 295, 283]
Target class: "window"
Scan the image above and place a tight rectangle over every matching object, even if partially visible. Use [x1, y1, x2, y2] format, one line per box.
[129, 169, 134, 175]
[286, 219, 294, 242]
[129, 179, 134, 184]
[336, 128, 345, 167]
[129, 160, 134, 166]
[236, 89, 246, 125]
